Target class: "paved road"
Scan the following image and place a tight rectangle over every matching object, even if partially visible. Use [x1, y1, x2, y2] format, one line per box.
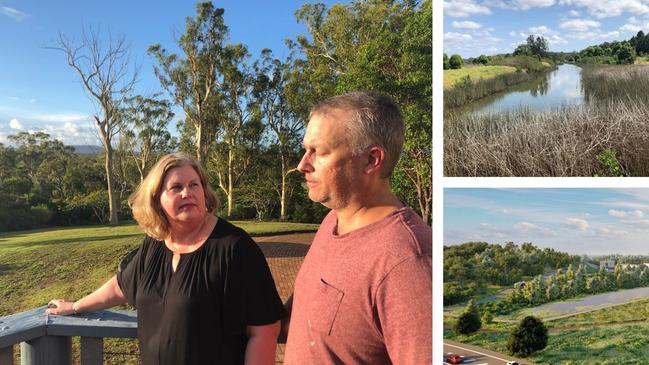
[443, 340, 536, 365]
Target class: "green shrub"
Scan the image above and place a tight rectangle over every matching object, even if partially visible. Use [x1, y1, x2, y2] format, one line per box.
[454, 310, 482, 335]
[596, 148, 624, 177]
[450, 54, 463, 69]
[507, 316, 548, 357]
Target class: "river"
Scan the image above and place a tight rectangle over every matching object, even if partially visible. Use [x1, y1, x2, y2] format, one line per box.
[457, 63, 585, 116]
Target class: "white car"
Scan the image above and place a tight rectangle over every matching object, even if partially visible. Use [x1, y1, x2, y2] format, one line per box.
[506, 361, 521, 365]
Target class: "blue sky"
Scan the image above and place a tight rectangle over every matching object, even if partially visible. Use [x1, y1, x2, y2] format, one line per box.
[0, 0, 342, 146]
[443, 0, 649, 58]
[445, 188, 649, 254]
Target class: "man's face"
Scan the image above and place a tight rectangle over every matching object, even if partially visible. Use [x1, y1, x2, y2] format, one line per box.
[297, 109, 365, 210]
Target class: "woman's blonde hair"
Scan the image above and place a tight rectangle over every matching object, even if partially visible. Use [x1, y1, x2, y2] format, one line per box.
[128, 153, 219, 240]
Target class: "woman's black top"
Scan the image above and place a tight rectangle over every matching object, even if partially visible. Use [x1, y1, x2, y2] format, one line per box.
[116, 218, 287, 365]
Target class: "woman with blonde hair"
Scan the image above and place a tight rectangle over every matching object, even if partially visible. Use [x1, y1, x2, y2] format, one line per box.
[47, 153, 286, 365]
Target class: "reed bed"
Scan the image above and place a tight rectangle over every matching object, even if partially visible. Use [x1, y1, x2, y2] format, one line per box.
[581, 64, 649, 103]
[444, 101, 649, 176]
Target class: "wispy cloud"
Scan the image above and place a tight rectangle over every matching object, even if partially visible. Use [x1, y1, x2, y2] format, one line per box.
[1, 6, 28, 21]
[558, 0, 649, 18]
[30, 113, 90, 123]
[564, 217, 590, 231]
[444, 0, 492, 17]
[560, 18, 601, 31]
[452, 20, 483, 29]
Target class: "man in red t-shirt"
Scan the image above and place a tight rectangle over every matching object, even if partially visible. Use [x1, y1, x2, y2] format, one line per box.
[282, 91, 432, 365]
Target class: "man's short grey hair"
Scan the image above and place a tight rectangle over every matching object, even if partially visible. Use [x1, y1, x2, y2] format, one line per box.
[310, 91, 405, 178]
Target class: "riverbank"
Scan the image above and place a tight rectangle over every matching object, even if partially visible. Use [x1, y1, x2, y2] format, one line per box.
[444, 56, 554, 109]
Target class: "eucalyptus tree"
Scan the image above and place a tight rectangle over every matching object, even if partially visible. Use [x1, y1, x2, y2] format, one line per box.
[292, 0, 432, 222]
[53, 27, 138, 225]
[254, 49, 304, 220]
[149, 2, 227, 163]
[121, 94, 175, 182]
[210, 44, 259, 217]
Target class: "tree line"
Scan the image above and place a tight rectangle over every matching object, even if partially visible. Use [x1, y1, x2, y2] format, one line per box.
[444, 241, 579, 305]
[0, 0, 431, 232]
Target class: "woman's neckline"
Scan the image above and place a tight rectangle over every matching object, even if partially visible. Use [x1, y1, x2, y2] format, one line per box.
[163, 216, 219, 256]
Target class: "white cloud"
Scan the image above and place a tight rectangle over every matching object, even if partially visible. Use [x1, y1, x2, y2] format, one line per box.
[550, 34, 569, 45]
[452, 20, 483, 29]
[529, 25, 552, 34]
[560, 19, 601, 31]
[63, 122, 79, 135]
[9, 118, 23, 130]
[513, 221, 557, 237]
[512, 0, 556, 10]
[568, 9, 581, 16]
[31, 113, 89, 123]
[0, 7, 27, 21]
[565, 217, 589, 231]
[444, 0, 492, 17]
[558, 0, 649, 18]
[444, 32, 474, 43]
[29, 99, 36, 104]
[613, 209, 646, 218]
[568, 30, 619, 41]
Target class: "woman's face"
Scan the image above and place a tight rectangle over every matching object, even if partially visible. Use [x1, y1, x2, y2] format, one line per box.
[159, 165, 207, 226]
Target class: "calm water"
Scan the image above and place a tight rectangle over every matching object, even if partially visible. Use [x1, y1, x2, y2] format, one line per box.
[458, 64, 585, 115]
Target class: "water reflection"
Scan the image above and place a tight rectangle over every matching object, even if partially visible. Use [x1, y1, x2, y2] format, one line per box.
[451, 64, 585, 116]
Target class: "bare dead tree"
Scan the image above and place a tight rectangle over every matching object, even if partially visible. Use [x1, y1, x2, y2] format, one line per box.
[51, 27, 138, 225]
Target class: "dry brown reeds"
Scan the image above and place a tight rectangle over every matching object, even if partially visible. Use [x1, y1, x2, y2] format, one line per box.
[444, 101, 649, 176]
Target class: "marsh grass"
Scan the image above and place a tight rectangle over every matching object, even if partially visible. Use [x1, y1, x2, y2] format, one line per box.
[444, 100, 649, 176]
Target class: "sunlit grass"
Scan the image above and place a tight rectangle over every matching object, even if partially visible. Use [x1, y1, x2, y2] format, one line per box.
[444, 65, 518, 89]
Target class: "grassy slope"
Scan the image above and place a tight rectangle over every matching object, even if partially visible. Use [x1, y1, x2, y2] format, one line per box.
[445, 296, 649, 364]
[443, 65, 517, 89]
[0, 221, 318, 316]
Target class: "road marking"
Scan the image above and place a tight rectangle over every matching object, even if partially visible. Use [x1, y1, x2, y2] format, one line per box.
[445, 343, 514, 363]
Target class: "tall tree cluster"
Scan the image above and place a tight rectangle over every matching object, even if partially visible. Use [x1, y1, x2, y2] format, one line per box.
[1, 0, 431, 232]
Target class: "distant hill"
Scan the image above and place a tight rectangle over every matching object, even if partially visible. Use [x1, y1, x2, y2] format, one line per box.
[72, 145, 103, 154]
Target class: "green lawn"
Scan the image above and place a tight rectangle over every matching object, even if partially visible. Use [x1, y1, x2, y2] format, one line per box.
[443, 65, 518, 89]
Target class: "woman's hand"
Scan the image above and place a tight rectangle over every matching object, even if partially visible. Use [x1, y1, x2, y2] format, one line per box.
[46, 299, 76, 315]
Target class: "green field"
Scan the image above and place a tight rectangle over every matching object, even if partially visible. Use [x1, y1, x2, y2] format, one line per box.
[446, 296, 649, 364]
[443, 65, 518, 89]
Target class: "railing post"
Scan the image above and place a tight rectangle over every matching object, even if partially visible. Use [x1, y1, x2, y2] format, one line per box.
[20, 336, 70, 365]
[80, 337, 103, 365]
[0, 345, 13, 365]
